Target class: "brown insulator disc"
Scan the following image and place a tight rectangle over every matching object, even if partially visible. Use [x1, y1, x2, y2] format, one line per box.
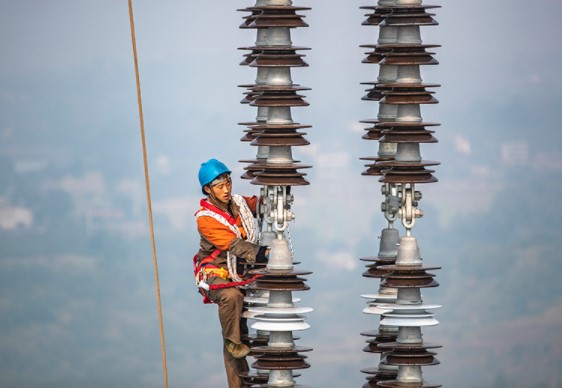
[378, 46, 439, 66]
[380, 90, 438, 105]
[240, 133, 255, 142]
[363, 371, 399, 387]
[250, 91, 309, 107]
[239, 159, 266, 180]
[251, 385, 312, 388]
[252, 278, 310, 291]
[380, 271, 439, 288]
[238, 372, 268, 386]
[363, 263, 396, 278]
[361, 82, 393, 101]
[242, 333, 269, 347]
[360, 44, 393, 64]
[360, 330, 381, 338]
[378, 43, 441, 50]
[249, 122, 312, 131]
[238, 121, 264, 130]
[241, 45, 311, 52]
[380, 130, 437, 143]
[379, 84, 439, 105]
[362, 130, 384, 140]
[379, 4, 441, 10]
[359, 6, 393, 26]
[251, 131, 310, 147]
[381, 6, 440, 27]
[378, 342, 442, 351]
[378, 380, 442, 388]
[379, 166, 438, 184]
[361, 253, 398, 276]
[360, 367, 382, 375]
[377, 82, 441, 89]
[251, 346, 313, 354]
[362, 165, 386, 176]
[383, 350, 440, 366]
[367, 330, 398, 342]
[360, 157, 396, 177]
[239, 372, 303, 385]
[242, 333, 301, 345]
[252, 353, 310, 370]
[359, 119, 381, 124]
[359, 255, 396, 264]
[360, 367, 399, 382]
[362, 91, 385, 102]
[250, 268, 313, 277]
[249, 5, 311, 12]
[250, 52, 308, 68]
[249, 13, 308, 29]
[361, 334, 398, 346]
[240, 84, 311, 104]
[240, 90, 260, 104]
[250, 162, 312, 171]
[381, 131, 437, 143]
[255, 276, 309, 284]
[360, 122, 385, 140]
[363, 334, 400, 354]
[239, 123, 264, 141]
[238, 82, 302, 89]
[376, 121, 440, 129]
[359, 119, 387, 140]
[380, 52, 438, 66]
[237, 8, 262, 29]
[378, 264, 441, 272]
[247, 5, 310, 27]
[251, 169, 309, 186]
[239, 49, 262, 66]
[250, 269, 312, 291]
[251, 84, 311, 93]
[377, 159, 440, 168]
[240, 128, 260, 142]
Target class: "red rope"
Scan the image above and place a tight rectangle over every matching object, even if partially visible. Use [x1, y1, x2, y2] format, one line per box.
[208, 274, 263, 290]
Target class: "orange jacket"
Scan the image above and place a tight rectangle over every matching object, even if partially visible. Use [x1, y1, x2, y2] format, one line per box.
[196, 195, 259, 267]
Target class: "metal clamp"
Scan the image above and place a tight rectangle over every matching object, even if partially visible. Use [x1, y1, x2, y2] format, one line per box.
[381, 183, 401, 223]
[270, 186, 295, 236]
[398, 184, 424, 233]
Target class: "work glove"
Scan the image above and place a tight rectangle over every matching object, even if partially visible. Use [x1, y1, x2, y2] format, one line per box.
[256, 246, 270, 264]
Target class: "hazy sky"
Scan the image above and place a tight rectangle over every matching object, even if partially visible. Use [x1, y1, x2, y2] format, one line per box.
[1, 1, 562, 387]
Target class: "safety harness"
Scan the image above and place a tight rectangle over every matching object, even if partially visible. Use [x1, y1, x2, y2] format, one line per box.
[194, 194, 262, 304]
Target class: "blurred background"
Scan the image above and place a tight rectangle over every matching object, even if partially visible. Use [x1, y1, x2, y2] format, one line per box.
[1, 0, 562, 387]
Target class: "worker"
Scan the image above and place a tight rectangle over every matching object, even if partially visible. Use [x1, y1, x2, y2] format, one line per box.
[193, 158, 269, 388]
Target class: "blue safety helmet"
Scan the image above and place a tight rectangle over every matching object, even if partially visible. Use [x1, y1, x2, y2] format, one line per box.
[198, 158, 231, 195]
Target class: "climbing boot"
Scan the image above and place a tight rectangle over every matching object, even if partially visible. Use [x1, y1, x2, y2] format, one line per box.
[224, 338, 250, 359]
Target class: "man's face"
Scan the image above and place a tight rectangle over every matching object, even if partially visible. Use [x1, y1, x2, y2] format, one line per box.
[207, 174, 232, 205]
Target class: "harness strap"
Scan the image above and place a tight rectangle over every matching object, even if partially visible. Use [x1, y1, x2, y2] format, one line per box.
[207, 273, 263, 291]
[194, 195, 260, 304]
[195, 195, 257, 284]
[193, 250, 263, 304]
[199, 198, 236, 225]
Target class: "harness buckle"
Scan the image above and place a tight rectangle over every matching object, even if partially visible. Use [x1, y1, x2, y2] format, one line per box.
[195, 268, 208, 289]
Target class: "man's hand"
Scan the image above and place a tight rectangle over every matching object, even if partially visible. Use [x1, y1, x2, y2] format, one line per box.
[256, 246, 270, 263]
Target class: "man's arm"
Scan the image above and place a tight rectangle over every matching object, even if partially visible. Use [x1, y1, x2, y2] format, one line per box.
[197, 215, 260, 261]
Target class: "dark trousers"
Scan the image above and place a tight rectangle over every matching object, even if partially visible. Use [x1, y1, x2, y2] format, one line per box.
[208, 278, 249, 388]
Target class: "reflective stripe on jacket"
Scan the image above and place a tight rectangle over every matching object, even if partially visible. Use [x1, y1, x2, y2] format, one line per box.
[195, 195, 259, 269]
